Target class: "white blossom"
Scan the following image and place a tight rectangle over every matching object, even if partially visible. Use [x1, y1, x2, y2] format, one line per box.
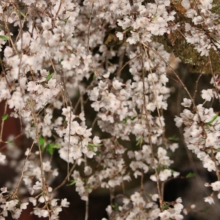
[204, 196, 214, 204]
[201, 89, 213, 101]
[0, 153, 6, 164]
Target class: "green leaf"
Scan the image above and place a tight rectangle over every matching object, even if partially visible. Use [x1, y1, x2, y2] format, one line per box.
[162, 203, 169, 210]
[206, 114, 218, 128]
[122, 116, 136, 124]
[121, 118, 127, 124]
[202, 208, 210, 213]
[46, 143, 60, 155]
[67, 180, 76, 186]
[2, 114, 8, 121]
[217, 148, 220, 152]
[0, 35, 8, 41]
[18, 3, 26, 10]
[112, 204, 119, 211]
[19, 11, 26, 18]
[52, 143, 60, 149]
[96, 151, 101, 156]
[88, 144, 94, 151]
[168, 135, 179, 141]
[46, 144, 53, 155]
[162, 165, 168, 170]
[60, 16, 70, 23]
[86, 187, 92, 193]
[63, 16, 70, 23]
[38, 136, 45, 150]
[170, 169, 175, 175]
[136, 136, 143, 146]
[186, 172, 196, 178]
[6, 140, 14, 145]
[88, 143, 101, 152]
[46, 73, 54, 81]
[152, 13, 157, 21]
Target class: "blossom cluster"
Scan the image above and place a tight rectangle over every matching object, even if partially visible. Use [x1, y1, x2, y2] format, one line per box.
[0, 0, 220, 219]
[175, 74, 220, 205]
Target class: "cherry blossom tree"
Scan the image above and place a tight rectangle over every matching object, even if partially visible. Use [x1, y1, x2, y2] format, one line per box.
[0, 0, 220, 219]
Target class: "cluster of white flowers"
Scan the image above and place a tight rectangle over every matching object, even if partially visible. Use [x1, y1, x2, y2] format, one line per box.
[57, 106, 101, 163]
[30, 196, 70, 219]
[175, 74, 220, 204]
[104, 192, 161, 220]
[0, 0, 220, 219]
[104, 193, 184, 220]
[159, 198, 184, 220]
[181, 0, 220, 56]
[0, 187, 28, 219]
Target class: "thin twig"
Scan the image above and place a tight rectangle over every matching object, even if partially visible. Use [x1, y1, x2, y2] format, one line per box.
[85, 199, 89, 220]
[53, 163, 77, 192]
[140, 49, 163, 209]
[12, 140, 35, 196]
[116, 53, 142, 76]
[0, 132, 24, 150]
[87, 1, 94, 52]
[0, 101, 8, 143]
[141, 41, 195, 109]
